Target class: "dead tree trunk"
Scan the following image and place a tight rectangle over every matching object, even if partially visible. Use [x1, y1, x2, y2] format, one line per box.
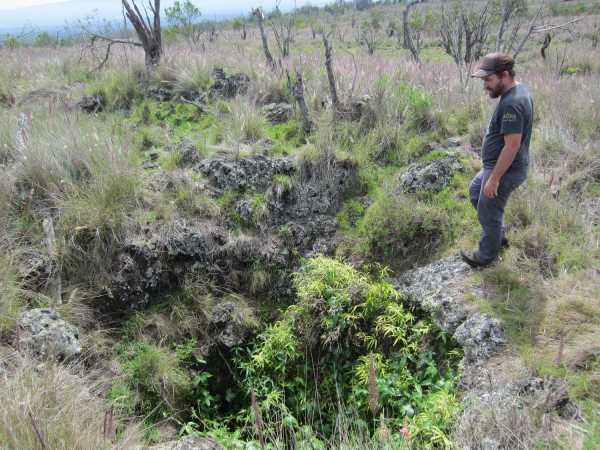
[289, 70, 313, 134]
[122, 0, 162, 68]
[403, 0, 422, 63]
[253, 8, 275, 69]
[321, 31, 341, 116]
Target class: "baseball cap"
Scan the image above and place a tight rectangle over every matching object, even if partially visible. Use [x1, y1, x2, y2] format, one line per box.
[471, 53, 515, 78]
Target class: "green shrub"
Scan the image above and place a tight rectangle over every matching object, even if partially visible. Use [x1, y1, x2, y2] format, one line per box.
[359, 193, 450, 269]
[2, 35, 22, 50]
[115, 341, 198, 420]
[232, 256, 459, 441]
[395, 80, 436, 132]
[337, 199, 366, 232]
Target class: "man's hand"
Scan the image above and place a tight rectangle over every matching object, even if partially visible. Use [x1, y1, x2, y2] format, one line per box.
[484, 176, 500, 198]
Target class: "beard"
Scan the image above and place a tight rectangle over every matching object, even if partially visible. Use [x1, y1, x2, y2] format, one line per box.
[486, 83, 504, 98]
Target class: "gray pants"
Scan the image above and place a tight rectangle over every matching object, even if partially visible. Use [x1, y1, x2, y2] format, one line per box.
[469, 168, 527, 262]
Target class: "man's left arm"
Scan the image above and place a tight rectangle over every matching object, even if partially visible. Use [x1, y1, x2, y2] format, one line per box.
[484, 103, 524, 198]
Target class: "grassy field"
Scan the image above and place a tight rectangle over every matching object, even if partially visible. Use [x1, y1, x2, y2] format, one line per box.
[0, 0, 599, 448]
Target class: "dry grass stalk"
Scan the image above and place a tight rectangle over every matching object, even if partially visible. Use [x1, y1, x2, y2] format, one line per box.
[28, 411, 48, 450]
[251, 389, 265, 448]
[103, 408, 115, 441]
[367, 353, 380, 418]
[555, 332, 565, 367]
[375, 411, 390, 445]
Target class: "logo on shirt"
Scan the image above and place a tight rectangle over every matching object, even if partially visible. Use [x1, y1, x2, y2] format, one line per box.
[502, 112, 517, 122]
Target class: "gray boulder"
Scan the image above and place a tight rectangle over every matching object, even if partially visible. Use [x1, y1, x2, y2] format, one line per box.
[395, 254, 506, 369]
[263, 102, 293, 124]
[143, 436, 224, 450]
[209, 301, 252, 348]
[177, 139, 201, 168]
[399, 156, 463, 194]
[17, 308, 80, 361]
[454, 313, 506, 364]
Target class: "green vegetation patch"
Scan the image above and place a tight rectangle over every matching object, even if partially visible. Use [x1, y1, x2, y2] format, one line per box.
[265, 119, 307, 155]
[224, 256, 460, 447]
[356, 192, 450, 270]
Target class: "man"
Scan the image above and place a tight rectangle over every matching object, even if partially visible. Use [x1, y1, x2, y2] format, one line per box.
[460, 53, 533, 268]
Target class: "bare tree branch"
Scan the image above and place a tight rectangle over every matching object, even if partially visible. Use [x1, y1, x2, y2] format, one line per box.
[253, 7, 276, 69]
[403, 0, 423, 63]
[122, 0, 162, 67]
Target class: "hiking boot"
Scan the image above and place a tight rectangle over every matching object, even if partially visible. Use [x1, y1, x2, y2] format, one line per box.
[460, 250, 494, 268]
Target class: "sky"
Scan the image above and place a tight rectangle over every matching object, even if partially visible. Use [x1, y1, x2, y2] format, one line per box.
[0, 0, 69, 10]
[0, 0, 331, 32]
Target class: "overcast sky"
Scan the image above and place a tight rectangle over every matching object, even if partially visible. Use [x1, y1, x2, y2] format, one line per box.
[0, 0, 69, 9]
[0, 0, 331, 31]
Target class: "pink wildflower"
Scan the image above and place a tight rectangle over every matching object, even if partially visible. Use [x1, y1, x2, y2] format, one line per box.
[400, 425, 410, 440]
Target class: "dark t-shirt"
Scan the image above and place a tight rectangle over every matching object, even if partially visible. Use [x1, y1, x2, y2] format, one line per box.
[481, 84, 533, 172]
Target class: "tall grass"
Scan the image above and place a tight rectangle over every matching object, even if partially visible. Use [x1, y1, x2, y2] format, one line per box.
[0, 108, 142, 291]
[0, 355, 142, 449]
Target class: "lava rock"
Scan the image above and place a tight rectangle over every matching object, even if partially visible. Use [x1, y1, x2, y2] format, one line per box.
[147, 86, 173, 102]
[263, 102, 293, 124]
[211, 67, 250, 99]
[399, 156, 463, 194]
[198, 155, 295, 192]
[395, 254, 472, 334]
[177, 139, 201, 168]
[78, 95, 103, 113]
[19, 251, 54, 290]
[453, 313, 506, 364]
[209, 301, 251, 348]
[17, 308, 81, 361]
[143, 436, 224, 450]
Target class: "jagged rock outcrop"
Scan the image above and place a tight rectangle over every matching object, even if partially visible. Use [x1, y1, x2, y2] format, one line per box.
[395, 254, 504, 368]
[141, 436, 224, 450]
[395, 255, 580, 447]
[17, 308, 81, 360]
[211, 68, 250, 99]
[112, 155, 358, 309]
[78, 95, 103, 113]
[176, 139, 201, 167]
[110, 221, 290, 310]
[198, 155, 295, 192]
[263, 102, 293, 124]
[399, 156, 463, 194]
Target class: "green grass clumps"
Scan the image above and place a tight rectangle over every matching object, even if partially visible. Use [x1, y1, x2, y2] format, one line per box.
[56, 166, 142, 287]
[108, 338, 214, 445]
[0, 244, 24, 337]
[358, 192, 450, 270]
[337, 198, 366, 232]
[505, 181, 594, 274]
[231, 256, 459, 447]
[87, 68, 144, 111]
[265, 120, 307, 155]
